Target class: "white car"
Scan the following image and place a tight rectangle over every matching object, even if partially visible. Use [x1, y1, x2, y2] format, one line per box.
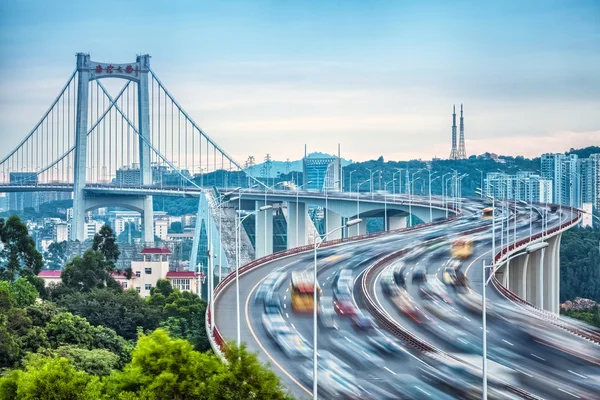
[319, 296, 336, 328]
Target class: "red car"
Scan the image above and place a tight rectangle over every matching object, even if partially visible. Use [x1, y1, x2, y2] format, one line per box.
[333, 293, 357, 316]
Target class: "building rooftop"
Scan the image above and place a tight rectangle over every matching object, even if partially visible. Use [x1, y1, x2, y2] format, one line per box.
[38, 270, 62, 277]
[140, 247, 172, 255]
[166, 271, 196, 278]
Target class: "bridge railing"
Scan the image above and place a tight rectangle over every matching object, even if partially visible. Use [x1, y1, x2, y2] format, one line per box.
[489, 206, 600, 344]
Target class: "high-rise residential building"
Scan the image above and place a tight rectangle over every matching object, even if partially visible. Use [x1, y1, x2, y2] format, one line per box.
[580, 154, 600, 210]
[485, 171, 552, 203]
[85, 221, 104, 240]
[116, 165, 142, 186]
[561, 154, 580, 207]
[540, 153, 589, 207]
[154, 218, 169, 241]
[54, 222, 69, 243]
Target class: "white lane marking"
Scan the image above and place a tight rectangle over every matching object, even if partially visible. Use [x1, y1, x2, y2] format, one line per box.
[514, 368, 533, 378]
[326, 276, 331, 280]
[285, 312, 289, 318]
[415, 386, 431, 396]
[286, 288, 289, 293]
[557, 387, 580, 398]
[290, 323, 296, 330]
[283, 295, 287, 300]
[530, 353, 545, 361]
[568, 370, 587, 379]
[283, 303, 287, 309]
[502, 339, 514, 346]
[463, 316, 470, 321]
[384, 366, 397, 375]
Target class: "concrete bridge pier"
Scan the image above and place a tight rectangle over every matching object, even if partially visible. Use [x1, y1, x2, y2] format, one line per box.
[255, 200, 274, 258]
[286, 201, 307, 249]
[387, 215, 407, 230]
[325, 210, 343, 240]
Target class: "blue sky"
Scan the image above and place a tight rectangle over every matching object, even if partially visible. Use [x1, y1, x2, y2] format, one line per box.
[1, 0, 599, 162]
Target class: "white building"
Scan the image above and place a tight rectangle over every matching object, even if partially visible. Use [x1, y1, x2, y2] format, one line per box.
[154, 218, 169, 241]
[85, 221, 104, 240]
[54, 222, 69, 243]
[581, 203, 593, 228]
[38, 248, 200, 298]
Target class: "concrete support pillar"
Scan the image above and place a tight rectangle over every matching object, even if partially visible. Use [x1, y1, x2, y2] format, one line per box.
[71, 53, 90, 242]
[287, 201, 307, 249]
[143, 195, 154, 243]
[388, 215, 407, 230]
[537, 248, 546, 309]
[255, 201, 273, 258]
[517, 254, 529, 300]
[526, 250, 539, 305]
[325, 210, 343, 240]
[358, 220, 367, 235]
[137, 54, 152, 186]
[545, 234, 561, 314]
[503, 260, 510, 289]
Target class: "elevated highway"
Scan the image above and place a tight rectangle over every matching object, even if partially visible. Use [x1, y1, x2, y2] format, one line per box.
[210, 198, 599, 399]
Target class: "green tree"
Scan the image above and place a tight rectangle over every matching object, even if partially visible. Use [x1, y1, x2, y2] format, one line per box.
[54, 345, 120, 376]
[11, 278, 39, 308]
[44, 241, 68, 270]
[158, 289, 209, 352]
[103, 329, 223, 400]
[169, 221, 184, 233]
[0, 355, 102, 400]
[209, 342, 294, 400]
[60, 250, 119, 293]
[92, 225, 120, 264]
[57, 289, 161, 341]
[0, 215, 43, 281]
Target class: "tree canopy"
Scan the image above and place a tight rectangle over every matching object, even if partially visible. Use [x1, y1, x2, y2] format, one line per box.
[0, 216, 43, 282]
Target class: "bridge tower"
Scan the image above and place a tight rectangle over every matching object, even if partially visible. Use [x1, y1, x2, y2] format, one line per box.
[71, 53, 154, 242]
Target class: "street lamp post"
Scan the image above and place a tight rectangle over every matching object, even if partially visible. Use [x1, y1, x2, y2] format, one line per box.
[481, 242, 548, 400]
[325, 179, 340, 239]
[430, 176, 441, 221]
[313, 218, 362, 400]
[476, 168, 483, 198]
[234, 205, 273, 346]
[442, 172, 452, 217]
[393, 168, 403, 198]
[384, 179, 396, 231]
[348, 170, 356, 194]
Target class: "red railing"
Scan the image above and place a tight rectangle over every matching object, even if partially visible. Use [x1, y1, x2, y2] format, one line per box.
[490, 206, 600, 345]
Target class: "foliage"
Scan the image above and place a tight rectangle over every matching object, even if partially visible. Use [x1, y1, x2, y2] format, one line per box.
[56, 289, 161, 341]
[60, 249, 120, 293]
[560, 227, 600, 303]
[566, 146, 600, 159]
[103, 330, 293, 400]
[562, 306, 600, 328]
[169, 221, 184, 233]
[10, 278, 39, 308]
[0, 355, 102, 400]
[44, 241, 68, 270]
[92, 225, 121, 264]
[0, 215, 44, 282]
[53, 345, 120, 376]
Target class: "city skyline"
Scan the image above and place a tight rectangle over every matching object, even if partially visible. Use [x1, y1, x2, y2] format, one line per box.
[1, 0, 599, 163]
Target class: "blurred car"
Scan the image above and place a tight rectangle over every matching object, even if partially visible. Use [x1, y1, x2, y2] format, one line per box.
[333, 292, 358, 316]
[263, 292, 282, 315]
[301, 353, 362, 399]
[254, 271, 287, 303]
[442, 267, 457, 286]
[419, 281, 452, 304]
[262, 313, 311, 358]
[367, 331, 409, 357]
[330, 334, 384, 367]
[393, 263, 407, 287]
[392, 288, 423, 323]
[351, 313, 377, 332]
[411, 268, 427, 283]
[319, 296, 336, 328]
[421, 298, 461, 323]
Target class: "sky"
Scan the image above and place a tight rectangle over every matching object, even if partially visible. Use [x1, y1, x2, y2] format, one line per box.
[0, 0, 599, 163]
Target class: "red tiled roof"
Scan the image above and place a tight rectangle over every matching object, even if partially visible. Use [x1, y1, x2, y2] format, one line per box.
[38, 270, 62, 277]
[140, 247, 172, 255]
[166, 271, 196, 278]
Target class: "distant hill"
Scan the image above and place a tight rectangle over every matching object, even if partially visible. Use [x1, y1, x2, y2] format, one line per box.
[246, 152, 352, 178]
[566, 146, 600, 159]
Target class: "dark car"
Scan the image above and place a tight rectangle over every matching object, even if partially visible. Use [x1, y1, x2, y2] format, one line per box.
[411, 269, 427, 284]
[351, 314, 377, 332]
[393, 265, 406, 287]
